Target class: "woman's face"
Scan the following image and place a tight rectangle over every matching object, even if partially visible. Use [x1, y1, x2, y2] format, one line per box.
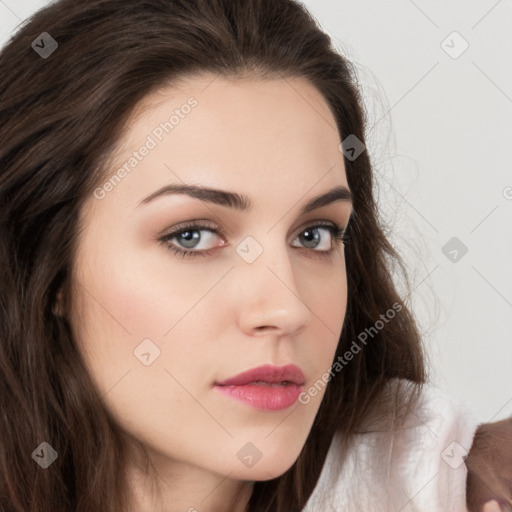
[68, 74, 352, 489]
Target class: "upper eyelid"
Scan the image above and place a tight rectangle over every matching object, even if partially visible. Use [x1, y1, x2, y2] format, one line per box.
[165, 219, 345, 239]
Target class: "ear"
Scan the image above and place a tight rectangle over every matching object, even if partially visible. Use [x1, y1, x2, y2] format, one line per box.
[53, 286, 66, 317]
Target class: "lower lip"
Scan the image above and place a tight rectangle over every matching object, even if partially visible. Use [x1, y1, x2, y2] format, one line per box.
[214, 383, 303, 411]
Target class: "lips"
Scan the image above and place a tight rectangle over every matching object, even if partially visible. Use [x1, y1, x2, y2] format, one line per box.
[214, 363, 306, 411]
[215, 364, 305, 387]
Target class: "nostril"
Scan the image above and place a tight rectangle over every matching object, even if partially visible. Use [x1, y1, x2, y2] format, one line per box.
[255, 326, 276, 334]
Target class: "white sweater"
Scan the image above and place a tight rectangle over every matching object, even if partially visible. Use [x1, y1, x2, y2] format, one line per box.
[303, 379, 480, 511]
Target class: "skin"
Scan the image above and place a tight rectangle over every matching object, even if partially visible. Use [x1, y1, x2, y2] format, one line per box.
[467, 418, 512, 512]
[64, 74, 352, 511]
[483, 503, 503, 512]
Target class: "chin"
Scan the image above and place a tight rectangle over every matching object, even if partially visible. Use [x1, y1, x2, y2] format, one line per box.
[234, 461, 298, 482]
[232, 443, 303, 481]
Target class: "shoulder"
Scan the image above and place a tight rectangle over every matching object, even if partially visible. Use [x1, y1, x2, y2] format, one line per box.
[304, 378, 480, 512]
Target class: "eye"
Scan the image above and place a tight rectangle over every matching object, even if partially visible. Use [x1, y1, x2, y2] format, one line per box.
[159, 220, 349, 259]
[157, 221, 223, 258]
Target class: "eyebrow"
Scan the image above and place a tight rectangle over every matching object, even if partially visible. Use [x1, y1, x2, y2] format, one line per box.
[137, 183, 353, 215]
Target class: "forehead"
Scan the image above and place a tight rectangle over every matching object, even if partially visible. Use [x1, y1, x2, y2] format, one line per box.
[95, 74, 349, 213]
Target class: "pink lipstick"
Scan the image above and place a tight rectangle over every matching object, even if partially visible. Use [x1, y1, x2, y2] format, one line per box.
[214, 364, 305, 411]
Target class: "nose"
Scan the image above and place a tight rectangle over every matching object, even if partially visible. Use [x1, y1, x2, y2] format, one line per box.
[235, 240, 313, 338]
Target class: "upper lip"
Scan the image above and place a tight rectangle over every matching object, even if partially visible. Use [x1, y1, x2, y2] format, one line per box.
[215, 364, 305, 386]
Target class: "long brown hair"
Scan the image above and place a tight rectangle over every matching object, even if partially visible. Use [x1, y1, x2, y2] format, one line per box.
[0, 1, 426, 510]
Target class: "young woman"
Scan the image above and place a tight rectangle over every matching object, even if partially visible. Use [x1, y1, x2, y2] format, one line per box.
[0, 0, 510, 511]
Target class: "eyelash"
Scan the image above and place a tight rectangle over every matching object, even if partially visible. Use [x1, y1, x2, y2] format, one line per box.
[159, 220, 349, 260]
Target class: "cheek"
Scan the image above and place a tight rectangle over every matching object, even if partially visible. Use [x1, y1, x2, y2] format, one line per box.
[69, 241, 228, 391]
[301, 263, 347, 384]
[306, 260, 347, 333]
[74, 245, 217, 339]
[68, 258, 218, 439]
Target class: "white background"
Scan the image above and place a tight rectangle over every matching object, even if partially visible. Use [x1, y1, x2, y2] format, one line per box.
[1, 0, 511, 423]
